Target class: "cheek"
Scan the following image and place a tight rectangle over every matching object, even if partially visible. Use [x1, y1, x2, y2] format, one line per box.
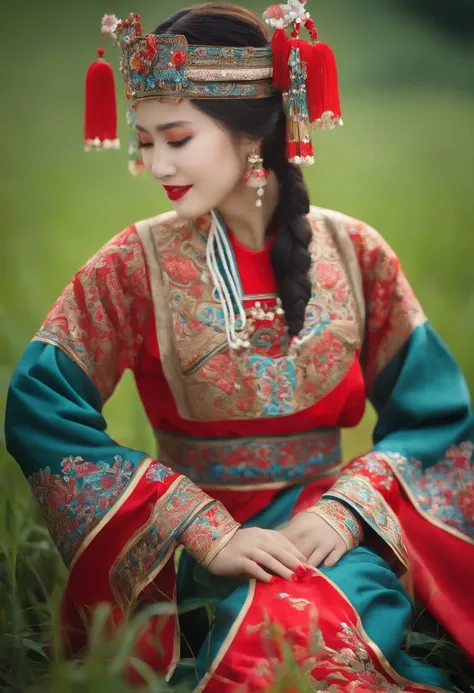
[191, 133, 243, 190]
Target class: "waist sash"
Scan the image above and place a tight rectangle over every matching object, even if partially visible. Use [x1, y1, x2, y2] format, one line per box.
[155, 429, 343, 490]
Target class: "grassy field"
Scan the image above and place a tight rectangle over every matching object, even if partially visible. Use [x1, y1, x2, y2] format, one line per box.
[1, 0, 474, 690]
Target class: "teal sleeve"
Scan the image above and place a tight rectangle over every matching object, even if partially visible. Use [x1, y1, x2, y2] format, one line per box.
[5, 341, 150, 565]
[371, 321, 474, 537]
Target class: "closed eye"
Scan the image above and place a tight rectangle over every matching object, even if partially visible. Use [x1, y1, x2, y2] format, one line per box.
[168, 136, 192, 148]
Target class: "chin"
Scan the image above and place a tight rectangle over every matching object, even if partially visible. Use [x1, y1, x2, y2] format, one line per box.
[171, 195, 215, 221]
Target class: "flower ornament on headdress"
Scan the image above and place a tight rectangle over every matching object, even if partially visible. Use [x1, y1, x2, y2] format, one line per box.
[263, 0, 342, 165]
[84, 2, 341, 170]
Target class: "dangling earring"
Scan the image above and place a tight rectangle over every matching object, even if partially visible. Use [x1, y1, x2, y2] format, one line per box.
[244, 149, 269, 207]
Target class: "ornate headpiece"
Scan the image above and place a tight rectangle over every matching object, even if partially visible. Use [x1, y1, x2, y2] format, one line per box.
[84, 1, 342, 172]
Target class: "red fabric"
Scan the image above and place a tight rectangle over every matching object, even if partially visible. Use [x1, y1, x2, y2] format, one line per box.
[64, 464, 181, 675]
[203, 568, 442, 693]
[84, 48, 118, 143]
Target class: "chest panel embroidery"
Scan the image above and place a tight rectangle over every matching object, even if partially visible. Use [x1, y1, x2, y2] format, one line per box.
[139, 212, 362, 421]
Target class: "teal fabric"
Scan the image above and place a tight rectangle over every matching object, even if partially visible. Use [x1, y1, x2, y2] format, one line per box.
[371, 322, 474, 537]
[322, 547, 452, 689]
[5, 341, 148, 564]
[175, 487, 452, 690]
[372, 322, 472, 461]
[5, 341, 147, 478]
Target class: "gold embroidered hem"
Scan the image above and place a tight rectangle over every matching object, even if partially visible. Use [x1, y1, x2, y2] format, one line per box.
[200, 524, 242, 569]
[109, 476, 239, 606]
[306, 498, 364, 550]
[180, 503, 241, 565]
[322, 475, 409, 574]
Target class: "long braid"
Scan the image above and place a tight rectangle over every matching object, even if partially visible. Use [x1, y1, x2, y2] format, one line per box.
[263, 111, 312, 337]
[155, 7, 313, 338]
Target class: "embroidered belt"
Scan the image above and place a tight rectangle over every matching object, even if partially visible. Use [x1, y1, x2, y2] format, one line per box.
[155, 429, 343, 489]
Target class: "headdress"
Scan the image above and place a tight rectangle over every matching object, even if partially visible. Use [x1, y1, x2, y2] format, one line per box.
[84, 1, 342, 173]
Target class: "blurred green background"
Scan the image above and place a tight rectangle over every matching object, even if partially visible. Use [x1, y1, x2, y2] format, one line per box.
[0, 0, 474, 688]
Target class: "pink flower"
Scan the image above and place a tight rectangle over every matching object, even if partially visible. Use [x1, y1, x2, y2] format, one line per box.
[101, 14, 119, 35]
[262, 4, 285, 20]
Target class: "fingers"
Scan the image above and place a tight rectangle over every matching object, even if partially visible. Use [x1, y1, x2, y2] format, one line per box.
[240, 558, 273, 583]
[268, 531, 307, 564]
[307, 543, 333, 568]
[266, 543, 306, 573]
[322, 546, 346, 568]
[252, 549, 294, 582]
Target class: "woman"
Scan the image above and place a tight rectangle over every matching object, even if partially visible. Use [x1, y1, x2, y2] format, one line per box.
[5, 3, 473, 691]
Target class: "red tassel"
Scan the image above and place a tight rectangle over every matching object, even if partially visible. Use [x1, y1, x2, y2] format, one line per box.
[271, 29, 291, 91]
[306, 41, 342, 127]
[84, 47, 120, 151]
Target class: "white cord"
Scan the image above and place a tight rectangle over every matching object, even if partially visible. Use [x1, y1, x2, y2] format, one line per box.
[211, 213, 247, 336]
[206, 213, 250, 349]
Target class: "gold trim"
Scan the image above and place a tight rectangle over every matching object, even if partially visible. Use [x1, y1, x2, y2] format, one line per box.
[192, 579, 257, 693]
[70, 454, 153, 572]
[109, 475, 183, 606]
[314, 569, 451, 693]
[185, 67, 273, 81]
[318, 207, 366, 344]
[201, 525, 241, 568]
[382, 454, 474, 546]
[136, 215, 199, 420]
[328, 478, 409, 573]
[31, 337, 91, 383]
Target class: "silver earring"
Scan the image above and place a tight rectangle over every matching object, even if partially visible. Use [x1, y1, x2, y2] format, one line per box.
[244, 150, 269, 207]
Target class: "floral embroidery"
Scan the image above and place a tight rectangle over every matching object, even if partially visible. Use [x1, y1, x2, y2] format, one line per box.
[141, 210, 361, 421]
[242, 578, 412, 693]
[346, 219, 426, 390]
[386, 443, 474, 538]
[307, 499, 364, 550]
[111, 477, 236, 603]
[180, 501, 240, 565]
[313, 621, 406, 692]
[156, 429, 342, 487]
[248, 354, 297, 416]
[145, 460, 175, 483]
[342, 452, 396, 492]
[323, 474, 408, 571]
[28, 455, 136, 566]
[32, 226, 152, 402]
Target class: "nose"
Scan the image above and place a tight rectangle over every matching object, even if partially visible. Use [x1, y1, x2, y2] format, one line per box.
[151, 149, 177, 182]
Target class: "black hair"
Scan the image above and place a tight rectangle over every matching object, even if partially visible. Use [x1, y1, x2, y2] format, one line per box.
[154, 3, 312, 336]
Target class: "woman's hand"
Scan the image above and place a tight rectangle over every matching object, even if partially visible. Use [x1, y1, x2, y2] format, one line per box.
[206, 527, 308, 582]
[277, 511, 350, 568]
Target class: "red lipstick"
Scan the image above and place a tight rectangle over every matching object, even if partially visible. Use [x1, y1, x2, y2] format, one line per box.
[163, 185, 193, 201]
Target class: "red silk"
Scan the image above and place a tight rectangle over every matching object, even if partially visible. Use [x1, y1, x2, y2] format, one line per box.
[307, 41, 342, 123]
[84, 48, 118, 143]
[271, 29, 291, 90]
[202, 569, 445, 693]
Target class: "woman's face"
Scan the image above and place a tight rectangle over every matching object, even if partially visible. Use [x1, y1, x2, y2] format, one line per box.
[135, 98, 250, 219]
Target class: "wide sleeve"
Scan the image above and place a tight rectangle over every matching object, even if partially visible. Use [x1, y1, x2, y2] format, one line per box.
[5, 227, 240, 609]
[312, 220, 474, 573]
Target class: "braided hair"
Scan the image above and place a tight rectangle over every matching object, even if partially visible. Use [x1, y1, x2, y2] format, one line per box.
[154, 3, 313, 337]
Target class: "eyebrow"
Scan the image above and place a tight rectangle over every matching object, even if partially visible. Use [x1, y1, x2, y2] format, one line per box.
[135, 120, 192, 133]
